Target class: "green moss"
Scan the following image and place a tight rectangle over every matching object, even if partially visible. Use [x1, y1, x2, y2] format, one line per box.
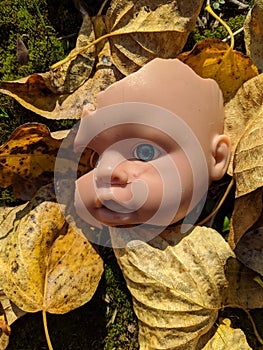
[103, 252, 139, 350]
[192, 14, 246, 50]
[0, 0, 67, 81]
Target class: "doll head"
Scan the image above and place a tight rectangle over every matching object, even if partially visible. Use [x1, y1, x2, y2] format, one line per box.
[74, 58, 231, 233]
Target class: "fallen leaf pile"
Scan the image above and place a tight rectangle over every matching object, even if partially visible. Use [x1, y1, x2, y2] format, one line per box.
[0, 0, 263, 349]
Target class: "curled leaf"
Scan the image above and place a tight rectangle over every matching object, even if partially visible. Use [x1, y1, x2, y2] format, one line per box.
[0, 184, 104, 314]
[178, 38, 258, 101]
[224, 73, 263, 175]
[232, 111, 263, 198]
[244, 0, 263, 72]
[105, 0, 204, 75]
[223, 258, 263, 309]
[235, 226, 263, 277]
[111, 226, 234, 349]
[228, 188, 262, 248]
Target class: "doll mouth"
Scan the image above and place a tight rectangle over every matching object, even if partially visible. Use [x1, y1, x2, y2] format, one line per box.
[94, 200, 137, 225]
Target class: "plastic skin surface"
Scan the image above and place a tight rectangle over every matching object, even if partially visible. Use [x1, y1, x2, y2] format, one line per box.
[74, 58, 231, 229]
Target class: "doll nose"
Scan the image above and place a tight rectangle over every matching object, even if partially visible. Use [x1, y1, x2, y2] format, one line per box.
[94, 150, 129, 186]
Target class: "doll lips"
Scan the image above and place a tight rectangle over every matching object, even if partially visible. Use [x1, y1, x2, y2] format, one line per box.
[94, 199, 137, 225]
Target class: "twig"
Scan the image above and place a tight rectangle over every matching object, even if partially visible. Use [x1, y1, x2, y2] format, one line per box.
[228, 0, 249, 9]
[197, 178, 235, 226]
[222, 27, 244, 42]
[57, 33, 78, 41]
[98, 0, 109, 16]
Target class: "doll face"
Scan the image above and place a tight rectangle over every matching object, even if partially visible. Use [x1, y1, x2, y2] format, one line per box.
[74, 103, 211, 230]
[76, 124, 195, 227]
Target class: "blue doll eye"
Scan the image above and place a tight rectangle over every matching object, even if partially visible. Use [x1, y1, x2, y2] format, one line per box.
[134, 144, 160, 162]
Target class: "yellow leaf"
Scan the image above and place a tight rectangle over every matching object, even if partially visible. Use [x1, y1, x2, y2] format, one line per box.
[0, 184, 104, 314]
[244, 0, 263, 72]
[202, 318, 252, 349]
[104, 0, 204, 75]
[111, 226, 234, 349]
[178, 38, 258, 101]
[224, 73, 263, 176]
[232, 111, 263, 197]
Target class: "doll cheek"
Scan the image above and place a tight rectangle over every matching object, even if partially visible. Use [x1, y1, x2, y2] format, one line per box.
[75, 172, 95, 205]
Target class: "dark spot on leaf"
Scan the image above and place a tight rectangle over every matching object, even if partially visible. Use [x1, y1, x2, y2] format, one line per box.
[11, 261, 19, 273]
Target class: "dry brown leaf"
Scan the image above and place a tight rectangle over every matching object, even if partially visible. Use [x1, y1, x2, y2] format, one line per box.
[0, 123, 61, 200]
[224, 73, 263, 176]
[111, 226, 234, 350]
[178, 38, 258, 101]
[235, 226, 263, 276]
[0, 123, 92, 200]
[105, 0, 204, 75]
[0, 40, 122, 119]
[49, 13, 96, 94]
[0, 184, 104, 314]
[223, 258, 263, 309]
[244, 0, 263, 72]
[228, 188, 263, 248]
[202, 318, 252, 350]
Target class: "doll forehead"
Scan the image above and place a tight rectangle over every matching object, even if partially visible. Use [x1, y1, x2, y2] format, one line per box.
[88, 123, 178, 152]
[95, 58, 224, 135]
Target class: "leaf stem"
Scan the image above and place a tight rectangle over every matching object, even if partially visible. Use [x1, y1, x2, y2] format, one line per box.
[42, 310, 53, 350]
[50, 31, 120, 69]
[205, 5, 235, 49]
[197, 178, 235, 226]
[97, 0, 109, 16]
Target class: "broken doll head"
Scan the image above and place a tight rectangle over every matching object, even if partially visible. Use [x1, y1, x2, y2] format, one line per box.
[74, 58, 231, 233]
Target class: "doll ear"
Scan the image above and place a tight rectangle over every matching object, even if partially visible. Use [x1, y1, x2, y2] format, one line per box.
[210, 134, 231, 181]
